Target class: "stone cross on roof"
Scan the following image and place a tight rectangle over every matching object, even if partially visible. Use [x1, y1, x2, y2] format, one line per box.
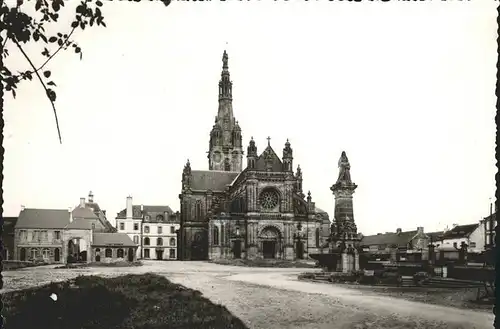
[267, 136, 271, 146]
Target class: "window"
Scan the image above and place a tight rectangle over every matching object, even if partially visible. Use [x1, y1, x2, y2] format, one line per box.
[169, 249, 176, 259]
[169, 238, 176, 247]
[213, 226, 219, 245]
[157, 238, 163, 246]
[221, 224, 225, 244]
[117, 249, 124, 258]
[41, 231, 48, 241]
[42, 248, 50, 260]
[91, 223, 96, 230]
[156, 215, 164, 221]
[105, 248, 112, 257]
[453, 242, 458, 249]
[469, 242, 476, 248]
[144, 249, 150, 258]
[144, 226, 150, 234]
[134, 223, 139, 231]
[20, 230, 27, 240]
[30, 248, 38, 259]
[54, 231, 61, 240]
[170, 226, 175, 234]
[133, 235, 139, 244]
[196, 201, 202, 220]
[158, 226, 163, 234]
[315, 228, 320, 248]
[95, 248, 101, 252]
[119, 222, 125, 231]
[144, 237, 150, 246]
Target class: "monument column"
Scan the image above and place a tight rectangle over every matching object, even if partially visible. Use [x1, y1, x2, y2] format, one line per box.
[330, 151, 360, 273]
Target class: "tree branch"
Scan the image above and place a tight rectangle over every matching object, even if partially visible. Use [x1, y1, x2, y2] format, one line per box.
[37, 26, 77, 73]
[13, 38, 62, 144]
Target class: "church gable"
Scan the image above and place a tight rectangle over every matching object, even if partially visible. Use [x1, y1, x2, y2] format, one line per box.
[254, 146, 283, 172]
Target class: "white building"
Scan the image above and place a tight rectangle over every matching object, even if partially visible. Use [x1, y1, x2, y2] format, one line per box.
[437, 223, 485, 253]
[115, 196, 180, 260]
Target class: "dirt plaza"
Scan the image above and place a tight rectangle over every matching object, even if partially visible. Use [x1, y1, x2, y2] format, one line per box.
[2, 261, 493, 329]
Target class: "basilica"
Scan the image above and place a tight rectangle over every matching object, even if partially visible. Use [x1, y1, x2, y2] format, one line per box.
[178, 51, 331, 261]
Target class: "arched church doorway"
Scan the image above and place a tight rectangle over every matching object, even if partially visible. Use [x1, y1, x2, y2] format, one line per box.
[260, 226, 281, 259]
[191, 230, 208, 260]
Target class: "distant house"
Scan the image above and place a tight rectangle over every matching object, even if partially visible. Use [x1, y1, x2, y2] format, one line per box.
[115, 196, 180, 260]
[438, 223, 484, 253]
[2, 217, 18, 260]
[14, 194, 137, 264]
[360, 227, 430, 262]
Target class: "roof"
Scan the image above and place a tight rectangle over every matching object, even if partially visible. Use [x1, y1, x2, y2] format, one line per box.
[84, 201, 116, 233]
[92, 233, 136, 247]
[72, 207, 99, 219]
[15, 209, 70, 229]
[484, 212, 497, 221]
[65, 218, 92, 230]
[361, 230, 418, 247]
[190, 170, 239, 192]
[116, 205, 175, 219]
[427, 231, 444, 241]
[441, 224, 479, 240]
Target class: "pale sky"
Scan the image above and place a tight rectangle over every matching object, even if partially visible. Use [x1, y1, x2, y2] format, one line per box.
[3, 1, 497, 235]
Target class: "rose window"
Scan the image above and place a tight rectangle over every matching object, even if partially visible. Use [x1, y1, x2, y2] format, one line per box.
[260, 191, 279, 209]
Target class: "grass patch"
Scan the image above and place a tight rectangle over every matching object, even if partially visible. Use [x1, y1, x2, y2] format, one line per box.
[2, 273, 249, 329]
[54, 261, 143, 269]
[210, 258, 317, 268]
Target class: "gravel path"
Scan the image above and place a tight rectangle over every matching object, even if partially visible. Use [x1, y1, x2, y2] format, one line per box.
[2, 261, 493, 329]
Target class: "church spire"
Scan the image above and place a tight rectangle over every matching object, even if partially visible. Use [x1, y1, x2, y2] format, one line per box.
[208, 50, 243, 172]
[218, 50, 232, 101]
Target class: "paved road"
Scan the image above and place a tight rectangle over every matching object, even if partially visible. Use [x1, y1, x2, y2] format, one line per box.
[2, 261, 493, 329]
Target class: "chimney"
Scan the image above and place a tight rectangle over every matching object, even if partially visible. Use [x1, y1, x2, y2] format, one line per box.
[126, 196, 133, 219]
[80, 197, 85, 208]
[21, 205, 25, 211]
[452, 223, 458, 228]
[417, 226, 424, 234]
[88, 191, 94, 203]
[102, 210, 106, 216]
[68, 207, 73, 223]
[396, 228, 402, 234]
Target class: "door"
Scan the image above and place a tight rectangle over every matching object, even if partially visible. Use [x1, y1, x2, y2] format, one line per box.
[233, 241, 242, 259]
[128, 248, 134, 262]
[54, 248, 60, 262]
[296, 241, 304, 259]
[20, 248, 26, 261]
[262, 241, 276, 259]
[191, 230, 208, 260]
[156, 249, 164, 260]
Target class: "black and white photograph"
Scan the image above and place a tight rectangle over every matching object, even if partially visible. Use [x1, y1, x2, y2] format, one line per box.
[0, 1, 497, 328]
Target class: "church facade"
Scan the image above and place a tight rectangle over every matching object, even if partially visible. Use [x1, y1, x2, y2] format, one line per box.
[178, 51, 331, 261]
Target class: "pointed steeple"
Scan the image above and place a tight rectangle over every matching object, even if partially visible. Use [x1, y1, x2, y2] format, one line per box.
[219, 50, 232, 101]
[208, 51, 243, 172]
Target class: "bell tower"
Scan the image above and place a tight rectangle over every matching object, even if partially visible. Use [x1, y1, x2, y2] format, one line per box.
[208, 50, 243, 172]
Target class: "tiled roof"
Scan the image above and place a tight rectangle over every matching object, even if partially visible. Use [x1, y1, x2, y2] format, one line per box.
[427, 231, 444, 241]
[72, 207, 98, 219]
[92, 233, 135, 247]
[361, 230, 418, 247]
[143, 205, 173, 214]
[65, 218, 92, 230]
[191, 170, 239, 192]
[84, 202, 116, 233]
[441, 224, 479, 240]
[15, 209, 70, 229]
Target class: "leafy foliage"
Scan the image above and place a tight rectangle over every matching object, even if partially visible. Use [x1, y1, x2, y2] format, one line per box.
[0, 0, 171, 143]
[2, 273, 249, 329]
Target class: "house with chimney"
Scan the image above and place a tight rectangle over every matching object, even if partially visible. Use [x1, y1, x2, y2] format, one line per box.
[13, 192, 137, 264]
[360, 227, 432, 262]
[115, 196, 180, 260]
[436, 223, 485, 254]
